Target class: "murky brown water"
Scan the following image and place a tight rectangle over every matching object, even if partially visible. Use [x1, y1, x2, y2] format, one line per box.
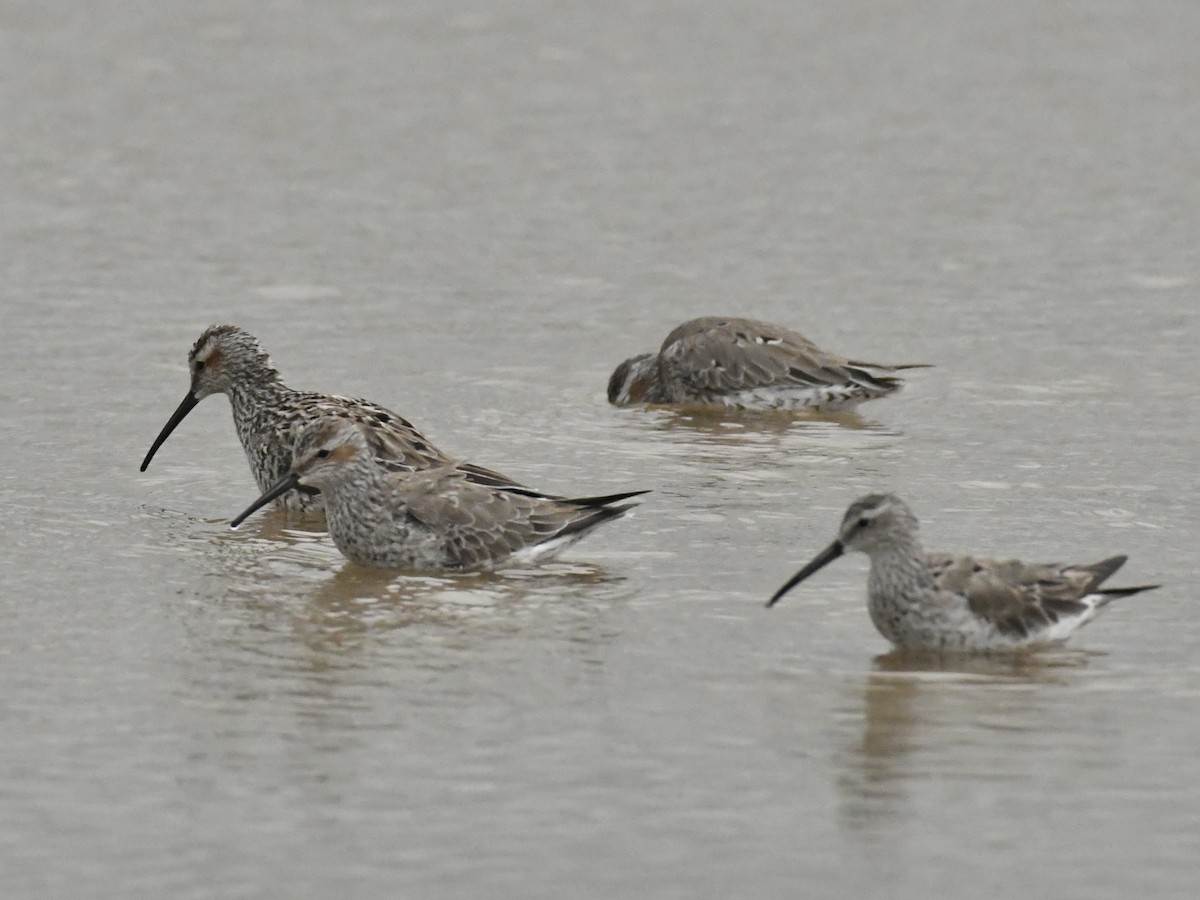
[3, 1, 1199, 897]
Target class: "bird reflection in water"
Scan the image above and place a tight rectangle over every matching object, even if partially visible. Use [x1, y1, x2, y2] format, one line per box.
[837, 649, 1091, 835]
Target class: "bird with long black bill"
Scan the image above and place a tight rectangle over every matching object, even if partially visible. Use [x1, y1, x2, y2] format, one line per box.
[767, 493, 1159, 652]
[140, 325, 552, 513]
[231, 417, 647, 572]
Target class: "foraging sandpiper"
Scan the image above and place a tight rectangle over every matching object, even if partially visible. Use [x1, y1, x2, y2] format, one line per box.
[767, 493, 1159, 652]
[230, 417, 647, 571]
[608, 316, 929, 411]
[141, 325, 548, 513]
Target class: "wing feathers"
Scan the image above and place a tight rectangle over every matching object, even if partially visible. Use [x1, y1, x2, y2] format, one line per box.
[660, 318, 917, 399]
[934, 552, 1156, 640]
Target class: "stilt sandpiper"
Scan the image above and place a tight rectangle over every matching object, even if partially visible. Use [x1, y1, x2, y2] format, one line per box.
[607, 316, 929, 411]
[767, 493, 1159, 652]
[140, 325, 548, 513]
[230, 417, 647, 571]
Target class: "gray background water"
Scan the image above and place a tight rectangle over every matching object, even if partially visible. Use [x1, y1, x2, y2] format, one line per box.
[3, 1, 1198, 897]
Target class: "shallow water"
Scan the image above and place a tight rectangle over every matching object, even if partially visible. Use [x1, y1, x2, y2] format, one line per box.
[3, 1, 1199, 897]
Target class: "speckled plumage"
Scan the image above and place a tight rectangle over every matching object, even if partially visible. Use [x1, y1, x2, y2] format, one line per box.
[230, 418, 646, 571]
[767, 493, 1159, 652]
[607, 317, 929, 411]
[141, 325, 543, 513]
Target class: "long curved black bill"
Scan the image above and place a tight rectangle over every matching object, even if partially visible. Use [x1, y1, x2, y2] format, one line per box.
[140, 392, 199, 471]
[230, 472, 301, 529]
[766, 540, 844, 607]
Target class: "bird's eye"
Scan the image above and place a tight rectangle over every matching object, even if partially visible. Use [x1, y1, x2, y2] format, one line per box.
[194, 360, 205, 371]
[316, 449, 330, 459]
[856, 517, 869, 529]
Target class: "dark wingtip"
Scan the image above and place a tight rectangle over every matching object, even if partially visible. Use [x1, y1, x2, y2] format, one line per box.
[1097, 583, 1161, 601]
[555, 500, 637, 541]
[846, 360, 935, 373]
[570, 488, 651, 508]
[1085, 555, 1129, 593]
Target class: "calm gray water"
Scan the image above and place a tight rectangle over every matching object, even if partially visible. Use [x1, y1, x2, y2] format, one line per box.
[3, 1, 1199, 897]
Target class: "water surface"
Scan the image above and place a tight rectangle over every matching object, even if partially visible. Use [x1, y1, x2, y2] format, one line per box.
[3, 1, 1198, 897]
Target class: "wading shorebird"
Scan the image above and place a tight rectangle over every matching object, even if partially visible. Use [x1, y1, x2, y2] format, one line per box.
[607, 317, 929, 411]
[766, 493, 1159, 652]
[140, 325, 549, 513]
[230, 417, 647, 571]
